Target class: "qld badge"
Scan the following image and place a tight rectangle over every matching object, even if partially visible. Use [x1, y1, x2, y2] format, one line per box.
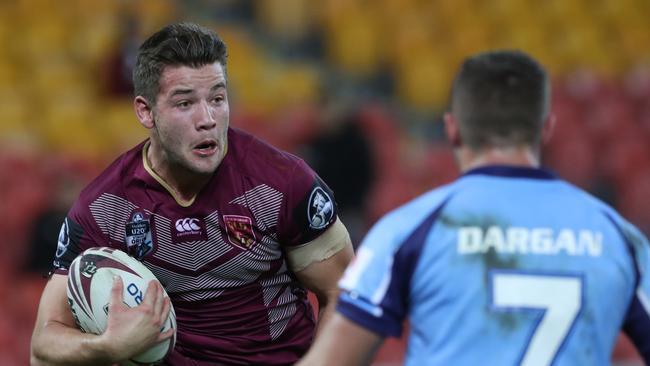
[223, 215, 257, 250]
[125, 212, 153, 259]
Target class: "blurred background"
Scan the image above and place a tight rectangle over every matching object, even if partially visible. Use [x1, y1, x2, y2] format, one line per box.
[0, 0, 649, 364]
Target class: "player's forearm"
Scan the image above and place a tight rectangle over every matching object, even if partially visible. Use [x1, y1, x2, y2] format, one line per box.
[314, 289, 338, 337]
[31, 321, 115, 366]
[299, 313, 383, 366]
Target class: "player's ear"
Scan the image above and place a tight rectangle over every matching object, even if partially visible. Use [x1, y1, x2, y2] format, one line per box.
[134, 96, 155, 129]
[541, 112, 556, 145]
[444, 112, 462, 147]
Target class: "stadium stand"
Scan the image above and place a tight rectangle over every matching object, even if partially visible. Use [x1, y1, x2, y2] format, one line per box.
[0, 0, 648, 364]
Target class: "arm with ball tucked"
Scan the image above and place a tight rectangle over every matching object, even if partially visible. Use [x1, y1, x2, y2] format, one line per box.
[30, 274, 172, 366]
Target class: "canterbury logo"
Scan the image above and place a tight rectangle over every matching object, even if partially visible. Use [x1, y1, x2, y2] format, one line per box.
[175, 218, 201, 232]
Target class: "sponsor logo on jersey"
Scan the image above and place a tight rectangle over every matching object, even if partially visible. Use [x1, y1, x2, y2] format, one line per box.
[307, 187, 334, 229]
[171, 217, 208, 243]
[175, 218, 201, 233]
[457, 226, 603, 257]
[125, 211, 153, 259]
[56, 218, 70, 258]
[223, 215, 257, 249]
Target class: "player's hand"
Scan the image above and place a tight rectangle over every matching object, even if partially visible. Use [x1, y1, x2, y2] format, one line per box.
[99, 277, 174, 362]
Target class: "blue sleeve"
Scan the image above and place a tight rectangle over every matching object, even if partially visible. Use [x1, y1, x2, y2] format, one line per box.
[336, 243, 406, 337]
[620, 220, 650, 363]
[337, 235, 408, 337]
[336, 197, 449, 337]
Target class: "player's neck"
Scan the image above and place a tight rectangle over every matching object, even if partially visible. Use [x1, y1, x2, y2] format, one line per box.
[456, 145, 541, 173]
[145, 143, 211, 204]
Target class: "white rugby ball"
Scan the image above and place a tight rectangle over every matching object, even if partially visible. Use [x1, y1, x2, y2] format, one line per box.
[67, 247, 176, 365]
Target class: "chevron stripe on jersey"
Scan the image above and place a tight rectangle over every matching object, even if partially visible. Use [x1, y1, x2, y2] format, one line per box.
[86, 186, 302, 324]
[268, 287, 298, 340]
[150, 211, 232, 271]
[89, 193, 138, 242]
[260, 264, 294, 306]
[230, 184, 283, 231]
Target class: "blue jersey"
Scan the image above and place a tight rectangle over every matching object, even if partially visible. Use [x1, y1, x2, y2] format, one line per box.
[338, 166, 650, 366]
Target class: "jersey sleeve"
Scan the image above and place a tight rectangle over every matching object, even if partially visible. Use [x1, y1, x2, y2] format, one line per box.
[277, 158, 338, 248]
[51, 196, 108, 275]
[334, 205, 424, 337]
[621, 220, 650, 363]
[335, 193, 449, 338]
[335, 216, 410, 338]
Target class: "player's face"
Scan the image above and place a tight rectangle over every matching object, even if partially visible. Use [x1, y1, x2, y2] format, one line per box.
[151, 62, 229, 176]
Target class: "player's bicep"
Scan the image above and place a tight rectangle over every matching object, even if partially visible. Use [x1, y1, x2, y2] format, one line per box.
[290, 219, 354, 298]
[287, 218, 352, 273]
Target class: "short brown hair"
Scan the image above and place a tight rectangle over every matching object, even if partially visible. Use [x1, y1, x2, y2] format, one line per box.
[133, 22, 228, 104]
[450, 50, 550, 150]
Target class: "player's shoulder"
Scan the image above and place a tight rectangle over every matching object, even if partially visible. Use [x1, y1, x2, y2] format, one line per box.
[387, 183, 456, 225]
[455, 166, 617, 211]
[542, 178, 649, 247]
[365, 183, 457, 253]
[555, 179, 627, 221]
[224, 127, 308, 184]
[76, 141, 145, 206]
[583, 190, 650, 247]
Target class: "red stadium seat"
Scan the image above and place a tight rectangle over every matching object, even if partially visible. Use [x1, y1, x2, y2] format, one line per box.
[613, 333, 643, 364]
[617, 168, 650, 234]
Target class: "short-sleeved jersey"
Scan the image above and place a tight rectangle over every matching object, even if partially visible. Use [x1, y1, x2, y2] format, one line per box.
[52, 127, 338, 365]
[338, 166, 650, 366]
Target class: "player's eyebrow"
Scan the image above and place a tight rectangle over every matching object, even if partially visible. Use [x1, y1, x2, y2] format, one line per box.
[211, 82, 226, 91]
[169, 88, 194, 97]
[169, 82, 225, 98]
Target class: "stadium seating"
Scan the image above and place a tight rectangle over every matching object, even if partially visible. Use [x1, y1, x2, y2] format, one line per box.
[0, 0, 648, 364]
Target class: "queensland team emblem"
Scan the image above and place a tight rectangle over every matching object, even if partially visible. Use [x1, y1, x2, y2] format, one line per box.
[308, 187, 334, 229]
[223, 215, 257, 249]
[125, 211, 153, 259]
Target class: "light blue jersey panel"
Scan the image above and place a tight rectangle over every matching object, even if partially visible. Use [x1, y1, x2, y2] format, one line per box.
[338, 166, 650, 366]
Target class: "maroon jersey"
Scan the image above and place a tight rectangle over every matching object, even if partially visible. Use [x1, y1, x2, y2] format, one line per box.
[52, 128, 338, 365]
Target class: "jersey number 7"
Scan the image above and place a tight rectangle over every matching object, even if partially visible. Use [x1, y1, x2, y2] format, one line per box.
[490, 271, 583, 366]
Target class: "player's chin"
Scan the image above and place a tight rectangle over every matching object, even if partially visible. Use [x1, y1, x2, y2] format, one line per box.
[187, 157, 221, 175]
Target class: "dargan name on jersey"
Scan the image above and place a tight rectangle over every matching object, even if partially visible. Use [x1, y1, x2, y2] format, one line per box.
[457, 226, 603, 257]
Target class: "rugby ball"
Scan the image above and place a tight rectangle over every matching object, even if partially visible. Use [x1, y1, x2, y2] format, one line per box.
[67, 247, 176, 365]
